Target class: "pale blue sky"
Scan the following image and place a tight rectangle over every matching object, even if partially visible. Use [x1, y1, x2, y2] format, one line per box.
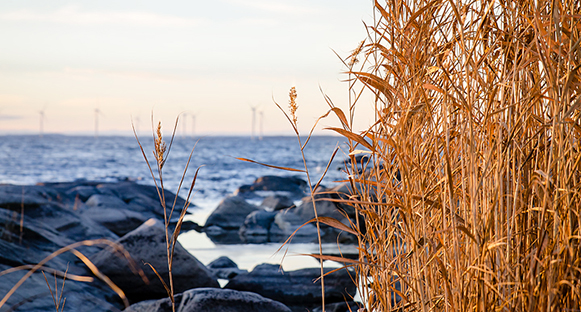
[0, 0, 374, 136]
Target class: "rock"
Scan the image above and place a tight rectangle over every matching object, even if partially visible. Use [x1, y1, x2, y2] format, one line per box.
[207, 256, 247, 279]
[0, 264, 122, 312]
[208, 256, 238, 269]
[91, 218, 219, 303]
[123, 288, 291, 312]
[80, 206, 149, 236]
[171, 220, 202, 233]
[239, 210, 277, 243]
[294, 184, 356, 222]
[235, 176, 307, 199]
[65, 185, 99, 201]
[95, 182, 192, 219]
[205, 196, 259, 230]
[261, 195, 294, 211]
[0, 208, 75, 269]
[225, 264, 357, 311]
[269, 210, 320, 243]
[85, 194, 128, 209]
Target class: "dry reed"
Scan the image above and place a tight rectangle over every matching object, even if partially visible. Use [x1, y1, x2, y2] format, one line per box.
[133, 115, 200, 312]
[324, 0, 581, 311]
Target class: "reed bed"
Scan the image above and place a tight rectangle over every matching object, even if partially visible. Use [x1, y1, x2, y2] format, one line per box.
[329, 0, 581, 311]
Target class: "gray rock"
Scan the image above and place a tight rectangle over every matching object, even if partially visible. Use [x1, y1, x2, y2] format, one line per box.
[96, 182, 191, 219]
[123, 288, 291, 312]
[239, 210, 277, 243]
[91, 218, 219, 303]
[294, 184, 356, 222]
[261, 195, 294, 211]
[65, 185, 100, 201]
[205, 196, 259, 230]
[208, 256, 238, 269]
[85, 194, 128, 209]
[225, 264, 357, 311]
[269, 210, 320, 243]
[0, 264, 122, 312]
[207, 256, 247, 279]
[80, 206, 149, 236]
[235, 176, 307, 199]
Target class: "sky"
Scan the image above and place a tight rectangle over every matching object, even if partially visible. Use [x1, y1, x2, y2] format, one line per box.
[0, 0, 375, 136]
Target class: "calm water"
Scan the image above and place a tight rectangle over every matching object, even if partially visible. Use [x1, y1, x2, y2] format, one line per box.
[0, 134, 352, 270]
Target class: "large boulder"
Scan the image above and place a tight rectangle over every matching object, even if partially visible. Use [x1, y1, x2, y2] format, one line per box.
[123, 288, 291, 312]
[207, 256, 247, 279]
[91, 218, 219, 303]
[0, 206, 124, 312]
[293, 183, 356, 222]
[261, 195, 294, 211]
[225, 264, 357, 311]
[0, 264, 122, 312]
[236, 176, 307, 199]
[204, 195, 259, 244]
[205, 196, 259, 230]
[238, 210, 277, 243]
[80, 206, 149, 236]
[268, 209, 320, 244]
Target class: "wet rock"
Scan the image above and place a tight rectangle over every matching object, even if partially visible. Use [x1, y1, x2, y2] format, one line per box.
[0, 264, 122, 312]
[225, 264, 356, 311]
[207, 256, 247, 279]
[65, 185, 99, 201]
[80, 206, 149, 236]
[205, 195, 259, 230]
[91, 219, 219, 303]
[123, 288, 291, 312]
[294, 183, 356, 222]
[239, 210, 277, 244]
[261, 195, 294, 211]
[235, 176, 307, 199]
[208, 256, 238, 269]
[269, 210, 320, 244]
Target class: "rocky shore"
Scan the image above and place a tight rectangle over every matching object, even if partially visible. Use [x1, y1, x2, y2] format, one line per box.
[0, 176, 360, 312]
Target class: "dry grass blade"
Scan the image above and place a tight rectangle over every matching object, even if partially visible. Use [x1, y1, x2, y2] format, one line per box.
[304, 216, 359, 236]
[235, 157, 305, 172]
[0, 265, 93, 283]
[143, 262, 173, 305]
[324, 127, 374, 151]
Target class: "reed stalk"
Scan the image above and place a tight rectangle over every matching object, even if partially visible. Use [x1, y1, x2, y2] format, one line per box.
[328, 0, 581, 311]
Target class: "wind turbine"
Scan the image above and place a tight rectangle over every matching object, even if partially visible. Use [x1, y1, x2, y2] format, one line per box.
[94, 103, 104, 138]
[39, 105, 47, 137]
[133, 116, 141, 135]
[191, 113, 196, 138]
[258, 111, 264, 140]
[250, 105, 259, 140]
[182, 112, 188, 139]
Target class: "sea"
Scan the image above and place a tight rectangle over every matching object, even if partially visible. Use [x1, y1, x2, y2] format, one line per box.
[0, 134, 355, 272]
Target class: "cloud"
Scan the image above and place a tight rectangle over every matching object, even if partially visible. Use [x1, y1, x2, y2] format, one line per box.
[0, 5, 200, 27]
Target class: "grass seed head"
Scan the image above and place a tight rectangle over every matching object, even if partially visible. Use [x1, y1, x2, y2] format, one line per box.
[154, 121, 167, 170]
[289, 86, 298, 125]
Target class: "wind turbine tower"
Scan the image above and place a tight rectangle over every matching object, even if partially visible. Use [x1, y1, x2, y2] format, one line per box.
[94, 107, 101, 138]
[191, 114, 196, 138]
[39, 109, 46, 137]
[182, 113, 188, 139]
[259, 111, 264, 140]
[250, 105, 257, 140]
